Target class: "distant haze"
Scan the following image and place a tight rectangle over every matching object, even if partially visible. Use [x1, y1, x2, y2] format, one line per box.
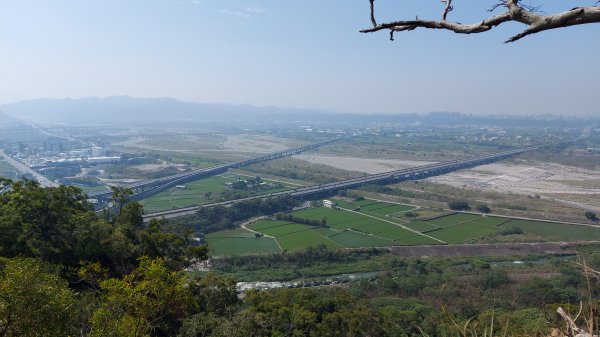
[0, 96, 592, 128]
[0, 2, 598, 116]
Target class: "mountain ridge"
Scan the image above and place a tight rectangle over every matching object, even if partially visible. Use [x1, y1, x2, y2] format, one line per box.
[0, 96, 592, 128]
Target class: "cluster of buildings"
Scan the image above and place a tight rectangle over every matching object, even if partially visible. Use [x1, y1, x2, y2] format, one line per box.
[15, 146, 121, 169]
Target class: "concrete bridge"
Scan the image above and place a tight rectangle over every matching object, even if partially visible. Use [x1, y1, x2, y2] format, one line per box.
[287, 145, 538, 200]
[88, 137, 342, 205]
[142, 144, 541, 220]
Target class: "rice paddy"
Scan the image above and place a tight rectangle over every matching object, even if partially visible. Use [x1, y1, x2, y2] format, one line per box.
[205, 198, 600, 256]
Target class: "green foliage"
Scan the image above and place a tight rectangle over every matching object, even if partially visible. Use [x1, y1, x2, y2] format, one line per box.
[110, 186, 134, 224]
[275, 212, 326, 227]
[118, 202, 144, 229]
[500, 226, 524, 235]
[404, 211, 419, 218]
[0, 258, 77, 337]
[181, 195, 299, 233]
[190, 273, 239, 315]
[476, 204, 491, 213]
[500, 219, 600, 241]
[2, 178, 600, 336]
[213, 245, 386, 274]
[0, 179, 99, 265]
[0, 179, 205, 274]
[238, 288, 389, 337]
[479, 269, 511, 289]
[518, 277, 578, 307]
[585, 211, 598, 221]
[177, 313, 228, 337]
[448, 200, 471, 211]
[206, 228, 280, 256]
[230, 180, 247, 189]
[90, 257, 193, 337]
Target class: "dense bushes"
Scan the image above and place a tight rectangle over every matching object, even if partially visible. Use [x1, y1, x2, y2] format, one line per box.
[275, 212, 326, 226]
[500, 226, 524, 235]
[0, 258, 77, 337]
[476, 204, 492, 213]
[213, 245, 386, 272]
[180, 195, 299, 234]
[0, 179, 205, 274]
[448, 200, 471, 211]
[585, 211, 598, 221]
[2, 179, 600, 337]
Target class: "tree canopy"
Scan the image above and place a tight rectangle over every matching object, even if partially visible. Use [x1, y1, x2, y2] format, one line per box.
[0, 179, 205, 274]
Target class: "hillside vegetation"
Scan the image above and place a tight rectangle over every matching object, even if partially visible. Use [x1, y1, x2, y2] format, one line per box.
[0, 178, 599, 336]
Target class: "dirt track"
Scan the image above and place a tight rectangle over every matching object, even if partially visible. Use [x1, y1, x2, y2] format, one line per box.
[389, 242, 585, 258]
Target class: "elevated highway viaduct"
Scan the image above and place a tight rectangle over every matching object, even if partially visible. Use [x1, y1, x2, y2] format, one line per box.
[89, 137, 342, 206]
[143, 144, 542, 221]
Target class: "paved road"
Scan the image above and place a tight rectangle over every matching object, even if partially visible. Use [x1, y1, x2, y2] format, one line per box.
[143, 145, 543, 220]
[0, 149, 59, 187]
[90, 137, 341, 201]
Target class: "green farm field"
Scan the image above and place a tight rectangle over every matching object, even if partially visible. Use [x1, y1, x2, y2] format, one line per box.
[426, 213, 483, 227]
[499, 219, 600, 241]
[141, 175, 235, 213]
[204, 199, 600, 256]
[247, 220, 291, 231]
[331, 197, 414, 214]
[209, 201, 430, 254]
[328, 230, 393, 248]
[359, 203, 414, 215]
[426, 220, 501, 244]
[140, 174, 295, 213]
[404, 221, 440, 232]
[206, 228, 280, 256]
[259, 223, 315, 237]
[276, 230, 341, 250]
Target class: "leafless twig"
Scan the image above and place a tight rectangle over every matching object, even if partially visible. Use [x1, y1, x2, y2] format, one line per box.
[361, 0, 600, 43]
[441, 0, 453, 20]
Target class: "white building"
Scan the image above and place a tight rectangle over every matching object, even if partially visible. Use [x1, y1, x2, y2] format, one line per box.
[91, 147, 107, 157]
[70, 149, 89, 157]
[88, 156, 121, 165]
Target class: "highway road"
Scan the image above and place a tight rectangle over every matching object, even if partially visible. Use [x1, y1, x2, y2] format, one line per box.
[90, 137, 343, 203]
[142, 144, 543, 221]
[0, 149, 59, 187]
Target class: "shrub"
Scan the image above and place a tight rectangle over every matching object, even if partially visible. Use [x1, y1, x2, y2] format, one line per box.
[585, 211, 598, 221]
[448, 201, 470, 211]
[404, 211, 419, 218]
[476, 204, 491, 213]
[500, 227, 524, 235]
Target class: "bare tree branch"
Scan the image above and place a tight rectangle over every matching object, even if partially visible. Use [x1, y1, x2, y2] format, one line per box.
[361, 0, 600, 43]
[369, 0, 377, 27]
[441, 0, 453, 21]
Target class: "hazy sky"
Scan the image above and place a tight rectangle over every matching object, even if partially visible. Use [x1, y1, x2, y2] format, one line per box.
[0, 1, 598, 116]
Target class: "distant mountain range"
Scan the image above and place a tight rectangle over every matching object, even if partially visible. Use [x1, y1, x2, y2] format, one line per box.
[0, 96, 594, 128]
[0, 96, 323, 126]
